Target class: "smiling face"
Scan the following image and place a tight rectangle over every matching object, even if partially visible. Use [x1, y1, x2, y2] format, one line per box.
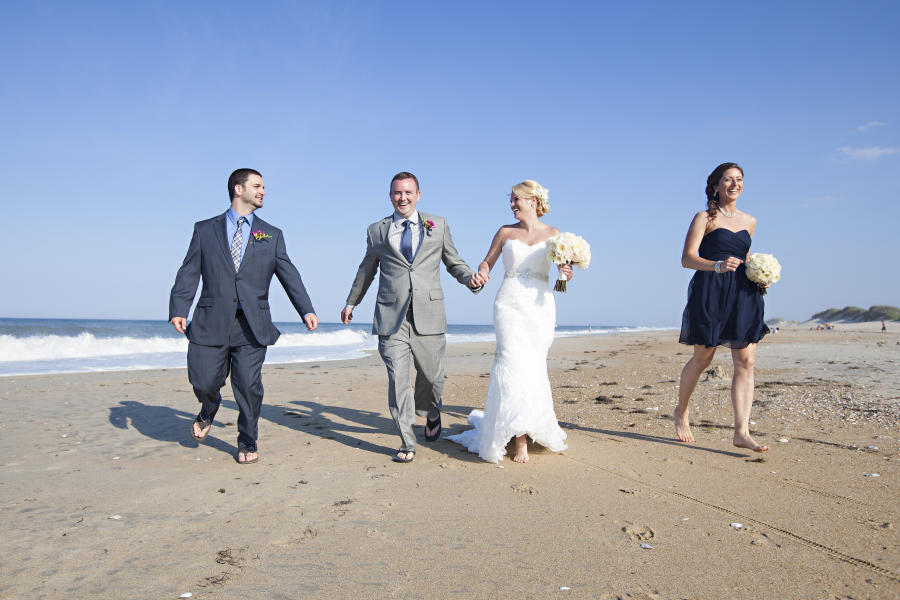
[390, 177, 420, 218]
[233, 174, 265, 212]
[714, 168, 743, 204]
[509, 192, 537, 221]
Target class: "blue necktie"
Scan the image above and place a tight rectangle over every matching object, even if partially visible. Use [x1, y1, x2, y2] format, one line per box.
[400, 220, 414, 263]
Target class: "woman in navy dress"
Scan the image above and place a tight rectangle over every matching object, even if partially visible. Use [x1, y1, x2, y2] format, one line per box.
[675, 162, 769, 452]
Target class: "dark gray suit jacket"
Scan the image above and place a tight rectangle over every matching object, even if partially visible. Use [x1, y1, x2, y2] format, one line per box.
[169, 212, 314, 347]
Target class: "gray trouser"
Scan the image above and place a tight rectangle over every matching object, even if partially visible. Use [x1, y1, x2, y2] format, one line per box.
[378, 312, 445, 452]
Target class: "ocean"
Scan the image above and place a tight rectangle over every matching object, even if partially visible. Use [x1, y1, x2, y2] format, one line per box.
[0, 318, 662, 377]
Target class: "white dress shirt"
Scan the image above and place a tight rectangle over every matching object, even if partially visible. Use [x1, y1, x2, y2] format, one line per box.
[389, 211, 421, 260]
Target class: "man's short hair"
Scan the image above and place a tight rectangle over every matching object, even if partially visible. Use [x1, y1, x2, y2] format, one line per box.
[228, 168, 263, 200]
[390, 171, 419, 191]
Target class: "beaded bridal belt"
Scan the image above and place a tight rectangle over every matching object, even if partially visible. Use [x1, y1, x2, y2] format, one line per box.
[504, 270, 549, 282]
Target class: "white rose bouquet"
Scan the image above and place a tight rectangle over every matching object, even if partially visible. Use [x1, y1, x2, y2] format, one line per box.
[545, 232, 591, 292]
[744, 252, 781, 295]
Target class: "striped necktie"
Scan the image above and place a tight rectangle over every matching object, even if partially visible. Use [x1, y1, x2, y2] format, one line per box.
[231, 216, 247, 271]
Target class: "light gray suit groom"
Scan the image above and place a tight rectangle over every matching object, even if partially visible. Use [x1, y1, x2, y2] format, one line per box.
[341, 172, 481, 462]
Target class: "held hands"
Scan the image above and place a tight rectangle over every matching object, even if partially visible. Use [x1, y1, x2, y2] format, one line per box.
[557, 263, 574, 281]
[469, 271, 490, 288]
[714, 257, 743, 273]
[303, 313, 319, 331]
[340, 306, 354, 324]
[170, 317, 187, 335]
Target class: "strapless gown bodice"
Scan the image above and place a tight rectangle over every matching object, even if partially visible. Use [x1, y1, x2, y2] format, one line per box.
[698, 228, 751, 261]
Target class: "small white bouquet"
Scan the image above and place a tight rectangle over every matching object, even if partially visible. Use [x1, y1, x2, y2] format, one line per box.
[744, 252, 781, 295]
[545, 232, 591, 292]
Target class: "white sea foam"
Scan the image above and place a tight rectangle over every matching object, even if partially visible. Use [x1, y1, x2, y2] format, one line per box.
[554, 325, 676, 338]
[0, 329, 372, 363]
[0, 323, 668, 377]
[0, 333, 188, 362]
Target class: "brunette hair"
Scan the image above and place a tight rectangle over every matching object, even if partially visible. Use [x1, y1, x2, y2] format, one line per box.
[705, 162, 743, 221]
[227, 168, 262, 201]
[390, 171, 419, 191]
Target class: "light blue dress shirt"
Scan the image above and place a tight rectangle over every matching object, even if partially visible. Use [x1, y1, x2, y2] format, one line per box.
[226, 208, 255, 264]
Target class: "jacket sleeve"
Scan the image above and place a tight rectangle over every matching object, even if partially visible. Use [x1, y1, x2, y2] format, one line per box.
[441, 221, 481, 294]
[273, 230, 316, 317]
[168, 223, 202, 320]
[346, 227, 380, 305]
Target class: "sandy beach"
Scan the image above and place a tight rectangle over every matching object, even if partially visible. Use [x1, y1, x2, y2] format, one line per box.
[1, 324, 897, 599]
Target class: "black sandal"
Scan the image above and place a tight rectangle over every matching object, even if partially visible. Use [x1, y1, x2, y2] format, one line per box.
[424, 416, 441, 442]
[237, 449, 259, 464]
[191, 416, 212, 442]
[392, 450, 415, 463]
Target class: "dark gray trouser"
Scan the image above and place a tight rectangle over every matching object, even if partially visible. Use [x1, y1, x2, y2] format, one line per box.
[187, 311, 267, 452]
[378, 311, 445, 452]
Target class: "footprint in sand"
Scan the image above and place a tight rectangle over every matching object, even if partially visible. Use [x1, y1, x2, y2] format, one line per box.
[215, 548, 245, 567]
[511, 483, 538, 495]
[622, 523, 654, 541]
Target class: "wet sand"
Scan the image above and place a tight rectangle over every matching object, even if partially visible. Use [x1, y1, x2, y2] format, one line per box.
[1, 324, 897, 599]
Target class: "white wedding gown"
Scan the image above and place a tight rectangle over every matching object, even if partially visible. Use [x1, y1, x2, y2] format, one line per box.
[447, 238, 567, 462]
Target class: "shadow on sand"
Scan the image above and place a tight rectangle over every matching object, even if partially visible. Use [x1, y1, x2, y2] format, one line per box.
[559, 420, 747, 458]
[108, 399, 238, 457]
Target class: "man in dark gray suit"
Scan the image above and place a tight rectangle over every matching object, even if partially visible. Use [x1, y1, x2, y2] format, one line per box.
[341, 172, 482, 463]
[169, 168, 317, 464]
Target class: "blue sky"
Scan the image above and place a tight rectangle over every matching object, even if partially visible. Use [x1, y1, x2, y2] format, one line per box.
[2, 1, 898, 326]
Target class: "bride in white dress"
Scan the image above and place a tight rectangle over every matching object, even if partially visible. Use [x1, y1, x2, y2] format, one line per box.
[447, 180, 572, 463]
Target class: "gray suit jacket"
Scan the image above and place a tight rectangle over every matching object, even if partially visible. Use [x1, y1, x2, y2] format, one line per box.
[169, 212, 315, 347]
[346, 212, 478, 336]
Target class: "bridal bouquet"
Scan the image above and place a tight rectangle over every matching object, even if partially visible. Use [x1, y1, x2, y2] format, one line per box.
[744, 252, 781, 295]
[545, 232, 591, 292]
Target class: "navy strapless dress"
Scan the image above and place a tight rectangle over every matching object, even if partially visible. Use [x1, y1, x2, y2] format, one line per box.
[679, 228, 768, 348]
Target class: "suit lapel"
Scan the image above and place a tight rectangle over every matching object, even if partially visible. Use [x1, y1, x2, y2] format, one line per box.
[239, 216, 257, 273]
[238, 215, 268, 273]
[214, 213, 234, 269]
[380, 217, 408, 264]
[411, 214, 433, 266]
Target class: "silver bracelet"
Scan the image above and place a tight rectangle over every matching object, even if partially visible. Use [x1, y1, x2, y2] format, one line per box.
[714, 261, 723, 273]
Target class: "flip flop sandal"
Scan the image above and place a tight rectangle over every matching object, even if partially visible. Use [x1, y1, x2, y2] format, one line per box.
[424, 416, 441, 442]
[392, 450, 415, 463]
[237, 450, 259, 464]
[191, 416, 212, 442]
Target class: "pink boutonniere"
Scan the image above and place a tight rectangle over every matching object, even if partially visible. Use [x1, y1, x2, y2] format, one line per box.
[423, 219, 435, 234]
[251, 230, 272, 244]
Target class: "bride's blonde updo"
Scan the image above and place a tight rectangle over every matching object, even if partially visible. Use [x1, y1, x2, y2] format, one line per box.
[511, 180, 550, 217]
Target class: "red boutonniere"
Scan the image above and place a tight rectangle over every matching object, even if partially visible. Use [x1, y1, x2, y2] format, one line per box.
[423, 219, 435, 234]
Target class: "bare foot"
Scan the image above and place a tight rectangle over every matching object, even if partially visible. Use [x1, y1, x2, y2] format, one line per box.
[673, 407, 695, 443]
[733, 433, 769, 453]
[513, 435, 529, 463]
